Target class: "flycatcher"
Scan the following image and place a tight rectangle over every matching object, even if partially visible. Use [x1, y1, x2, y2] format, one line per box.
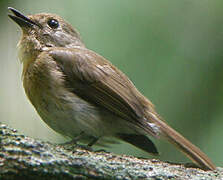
[8, 7, 215, 170]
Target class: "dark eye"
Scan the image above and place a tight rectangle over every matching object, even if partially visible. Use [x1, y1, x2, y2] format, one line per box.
[47, 19, 59, 29]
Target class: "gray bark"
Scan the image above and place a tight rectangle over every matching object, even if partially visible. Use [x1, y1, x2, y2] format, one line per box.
[0, 123, 222, 180]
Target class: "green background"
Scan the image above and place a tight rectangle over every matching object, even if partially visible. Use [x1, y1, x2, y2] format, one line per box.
[1, 0, 222, 166]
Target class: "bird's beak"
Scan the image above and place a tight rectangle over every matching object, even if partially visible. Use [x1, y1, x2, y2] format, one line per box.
[8, 7, 39, 28]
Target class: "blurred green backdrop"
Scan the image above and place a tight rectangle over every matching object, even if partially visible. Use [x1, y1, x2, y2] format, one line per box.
[1, 0, 222, 166]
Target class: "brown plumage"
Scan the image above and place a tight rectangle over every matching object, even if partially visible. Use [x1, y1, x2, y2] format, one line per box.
[8, 7, 216, 170]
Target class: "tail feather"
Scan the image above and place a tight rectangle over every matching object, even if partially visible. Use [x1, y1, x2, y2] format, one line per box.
[117, 133, 159, 155]
[146, 111, 216, 170]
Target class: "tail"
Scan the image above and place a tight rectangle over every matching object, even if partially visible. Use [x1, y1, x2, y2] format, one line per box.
[146, 112, 216, 170]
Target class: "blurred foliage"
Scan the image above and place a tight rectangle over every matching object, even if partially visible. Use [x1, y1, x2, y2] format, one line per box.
[1, 0, 223, 166]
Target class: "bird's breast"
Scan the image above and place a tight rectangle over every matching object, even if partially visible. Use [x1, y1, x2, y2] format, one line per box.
[22, 55, 124, 139]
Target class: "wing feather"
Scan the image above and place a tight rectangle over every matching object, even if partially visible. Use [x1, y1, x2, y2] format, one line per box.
[49, 47, 156, 134]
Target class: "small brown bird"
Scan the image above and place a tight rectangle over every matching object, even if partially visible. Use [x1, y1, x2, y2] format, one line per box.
[8, 7, 215, 170]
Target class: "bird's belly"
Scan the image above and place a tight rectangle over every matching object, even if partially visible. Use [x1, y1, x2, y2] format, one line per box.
[34, 91, 122, 139]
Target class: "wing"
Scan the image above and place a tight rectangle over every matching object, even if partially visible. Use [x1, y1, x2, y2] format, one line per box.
[49, 47, 157, 136]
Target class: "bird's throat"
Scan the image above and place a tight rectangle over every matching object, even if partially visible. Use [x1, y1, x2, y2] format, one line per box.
[18, 35, 42, 77]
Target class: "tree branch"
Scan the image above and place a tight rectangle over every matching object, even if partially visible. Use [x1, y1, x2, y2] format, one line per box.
[0, 123, 222, 180]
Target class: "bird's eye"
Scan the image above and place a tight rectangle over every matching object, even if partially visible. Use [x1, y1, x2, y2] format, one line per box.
[47, 19, 59, 29]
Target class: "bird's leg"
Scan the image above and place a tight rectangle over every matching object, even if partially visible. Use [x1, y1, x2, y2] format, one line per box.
[62, 131, 85, 145]
[87, 137, 110, 153]
[87, 137, 99, 147]
[62, 133, 100, 151]
[71, 136, 99, 151]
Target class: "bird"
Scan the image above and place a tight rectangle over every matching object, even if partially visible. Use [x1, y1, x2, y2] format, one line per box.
[8, 7, 216, 170]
